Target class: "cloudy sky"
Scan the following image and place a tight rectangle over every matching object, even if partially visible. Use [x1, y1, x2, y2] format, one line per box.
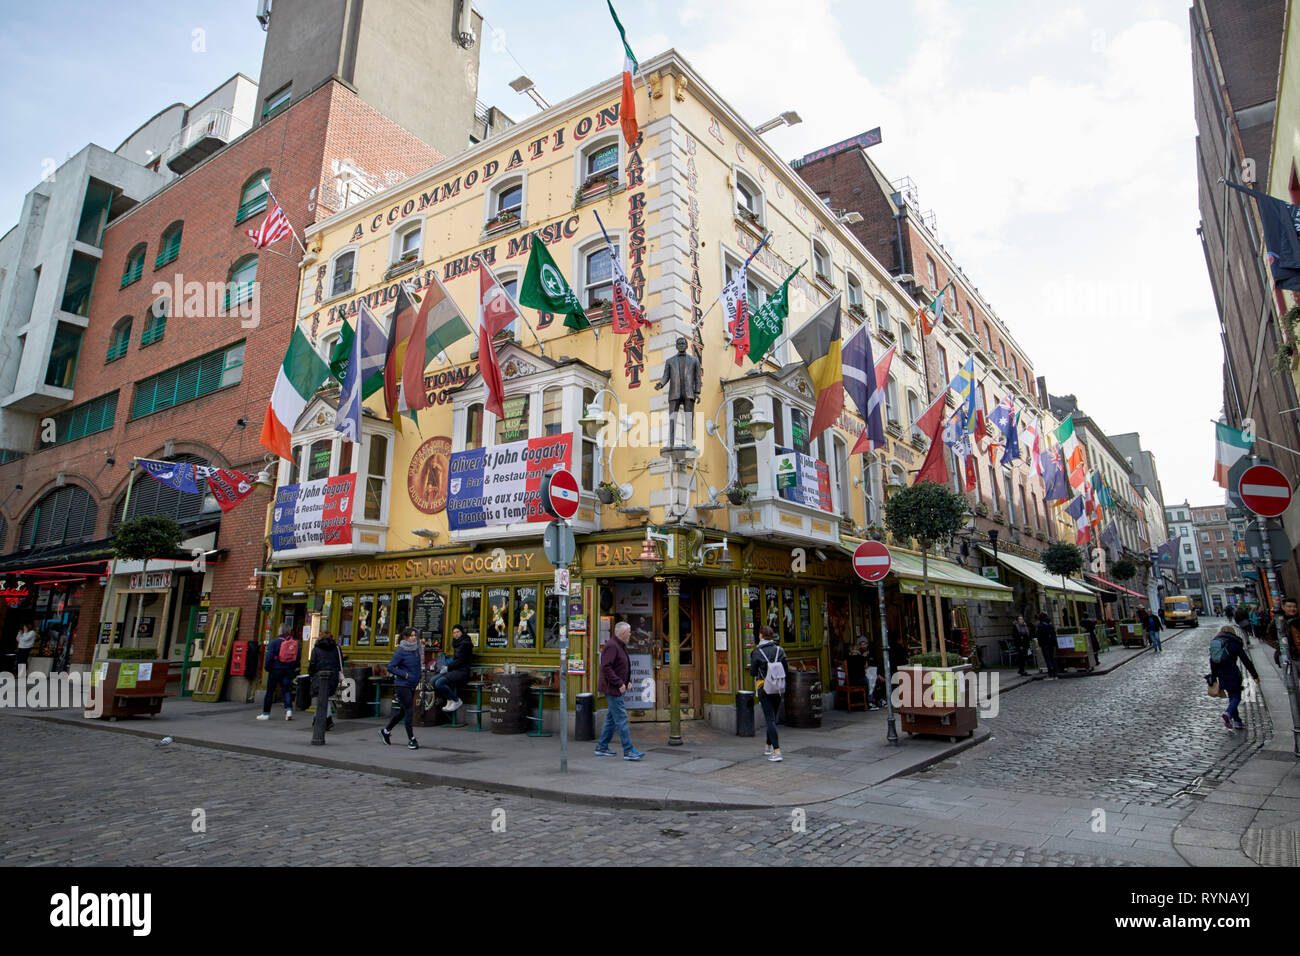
[0, 0, 1221, 509]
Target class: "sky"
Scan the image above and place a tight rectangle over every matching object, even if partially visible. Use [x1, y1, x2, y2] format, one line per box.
[0, 0, 1223, 510]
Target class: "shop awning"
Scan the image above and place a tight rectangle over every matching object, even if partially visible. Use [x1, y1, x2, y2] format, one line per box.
[887, 549, 1014, 602]
[1084, 573, 1145, 599]
[978, 547, 1097, 602]
[0, 539, 113, 577]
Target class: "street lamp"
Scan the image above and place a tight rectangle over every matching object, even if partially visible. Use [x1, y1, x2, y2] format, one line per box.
[697, 536, 733, 572]
[754, 110, 802, 134]
[704, 397, 774, 498]
[508, 75, 551, 110]
[638, 528, 673, 577]
[580, 387, 634, 501]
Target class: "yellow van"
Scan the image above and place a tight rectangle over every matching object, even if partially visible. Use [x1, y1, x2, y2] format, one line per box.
[1162, 596, 1199, 628]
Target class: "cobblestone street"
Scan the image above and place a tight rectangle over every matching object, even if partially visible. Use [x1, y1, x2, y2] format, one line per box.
[0, 624, 1270, 866]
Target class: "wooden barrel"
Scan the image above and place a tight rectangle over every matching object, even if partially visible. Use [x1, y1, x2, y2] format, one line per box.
[489, 672, 530, 734]
[783, 670, 823, 728]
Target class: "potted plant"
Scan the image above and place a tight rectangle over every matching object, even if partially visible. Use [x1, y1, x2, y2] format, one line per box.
[596, 480, 623, 505]
[726, 484, 754, 506]
[486, 209, 520, 230]
[866, 524, 886, 541]
[586, 297, 612, 317]
[848, 303, 868, 320]
[1022, 523, 1034, 535]
[815, 271, 833, 287]
[974, 502, 990, 517]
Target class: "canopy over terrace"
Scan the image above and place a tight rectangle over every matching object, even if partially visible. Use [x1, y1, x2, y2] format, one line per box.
[979, 547, 1097, 603]
[887, 549, 1014, 602]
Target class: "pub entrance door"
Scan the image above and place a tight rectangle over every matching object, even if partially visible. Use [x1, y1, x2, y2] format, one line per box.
[600, 579, 702, 723]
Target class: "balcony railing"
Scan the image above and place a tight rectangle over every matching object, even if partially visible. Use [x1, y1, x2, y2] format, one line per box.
[162, 109, 251, 173]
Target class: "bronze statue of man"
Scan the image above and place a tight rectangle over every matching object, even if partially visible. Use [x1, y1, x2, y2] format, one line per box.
[655, 336, 702, 449]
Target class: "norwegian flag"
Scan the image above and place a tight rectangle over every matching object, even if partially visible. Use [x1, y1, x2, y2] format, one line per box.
[246, 199, 294, 249]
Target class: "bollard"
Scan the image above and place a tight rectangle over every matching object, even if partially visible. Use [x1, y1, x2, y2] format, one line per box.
[735, 690, 755, 737]
[574, 692, 595, 740]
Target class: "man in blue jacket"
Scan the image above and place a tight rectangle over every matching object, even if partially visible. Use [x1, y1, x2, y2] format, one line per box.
[257, 631, 300, 721]
[380, 626, 422, 750]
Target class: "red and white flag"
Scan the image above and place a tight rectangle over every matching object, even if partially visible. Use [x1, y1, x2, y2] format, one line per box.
[197, 466, 258, 513]
[476, 263, 512, 418]
[247, 200, 294, 249]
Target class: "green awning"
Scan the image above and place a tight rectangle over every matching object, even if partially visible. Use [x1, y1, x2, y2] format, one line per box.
[978, 547, 1097, 602]
[888, 549, 1014, 602]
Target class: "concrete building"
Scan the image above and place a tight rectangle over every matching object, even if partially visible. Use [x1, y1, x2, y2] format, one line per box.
[256, 0, 488, 156]
[1191, 0, 1300, 601]
[1166, 501, 1208, 609]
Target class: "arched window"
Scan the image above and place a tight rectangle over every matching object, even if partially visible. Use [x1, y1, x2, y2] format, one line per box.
[465, 402, 484, 450]
[155, 221, 183, 268]
[107, 316, 132, 362]
[19, 486, 97, 551]
[142, 297, 168, 347]
[487, 177, 524, 229]
[906, 390, 921, 439]
[226, 255, 258, 309]
[899, 322, 915, 356]
[875, 298, 892, 336]
[113, 454, 217, 528]
[811, 239, 831, 284]
[732, 397, 758, 491]
[735, 169, 764, 228]
[236, 170, 271, 223]
[493, 269, 521, 339]
[329, 249, 356, 297]
[393, 220, 423, 266]
[846, 274, 864, 315]
[582, 240, 616, 308]
[884, 376, 900, 425]
[121, 243, 146, 288]
[578, 137, 621, 201]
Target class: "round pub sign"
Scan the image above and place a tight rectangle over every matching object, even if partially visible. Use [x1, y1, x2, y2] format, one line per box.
[408, 435, 451, 515]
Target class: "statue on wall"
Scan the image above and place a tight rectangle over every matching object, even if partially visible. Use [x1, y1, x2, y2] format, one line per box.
[655, 336, 701, 450]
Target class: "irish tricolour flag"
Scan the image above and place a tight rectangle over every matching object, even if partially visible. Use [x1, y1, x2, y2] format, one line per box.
[608, 0, 639, 147]
[1213, 421, 1253, 488]
[260, 325, 330, 461]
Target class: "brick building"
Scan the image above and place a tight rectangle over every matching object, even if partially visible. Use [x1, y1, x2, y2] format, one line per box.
[1192, 504, 1244, 614]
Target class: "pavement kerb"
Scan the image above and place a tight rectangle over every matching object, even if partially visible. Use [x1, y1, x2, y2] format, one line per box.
[18, 707, 992, 813]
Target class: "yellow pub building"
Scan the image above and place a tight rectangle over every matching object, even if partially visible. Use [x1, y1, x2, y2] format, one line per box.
[262, 50, 1013, 732]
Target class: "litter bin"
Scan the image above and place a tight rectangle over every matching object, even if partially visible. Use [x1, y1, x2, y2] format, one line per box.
[294, 674, 312, 711]
[490, 672, 530, 734]
[783, 670, 823, 728]
[574, 692, 595, 740]
[735, 690, 755, 736]
[338, 666, 369, 719]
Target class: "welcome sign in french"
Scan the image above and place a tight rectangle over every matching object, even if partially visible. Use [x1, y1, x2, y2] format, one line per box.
[446, 433, 573, 530]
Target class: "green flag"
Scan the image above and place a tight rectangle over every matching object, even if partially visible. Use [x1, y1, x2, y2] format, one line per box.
[519, 235, 590, 330]
[747, 265, 803, 363]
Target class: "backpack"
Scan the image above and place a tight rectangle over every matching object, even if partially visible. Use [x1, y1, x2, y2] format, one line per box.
[1209, 635, 1231, 667]
[277, 637, 299, 664]
[761, 645, 786, 695]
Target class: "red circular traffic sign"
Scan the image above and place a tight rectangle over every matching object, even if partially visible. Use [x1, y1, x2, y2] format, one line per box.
[852, 541, 892, 582]
[1238, 464, 1292, 518]
[543, 468, 580, 520]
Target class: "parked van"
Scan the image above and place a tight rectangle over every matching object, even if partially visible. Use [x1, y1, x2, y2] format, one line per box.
[1162, 595, 1199, 628]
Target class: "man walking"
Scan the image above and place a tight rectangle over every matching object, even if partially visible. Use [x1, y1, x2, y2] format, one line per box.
[257, 630, 300, 720]
[1035, 612, 1059, 680]
[1264, 598, 1300, 668]
[1145, 607, 1163, 652]
[595, 621, 643, 760]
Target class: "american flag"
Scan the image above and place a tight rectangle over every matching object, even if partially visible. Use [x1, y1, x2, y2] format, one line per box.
[246, 199, 294, 249]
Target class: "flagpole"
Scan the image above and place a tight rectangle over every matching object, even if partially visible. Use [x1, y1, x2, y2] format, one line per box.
[482, 258, 545, 357]
[262, 180, 306, 257]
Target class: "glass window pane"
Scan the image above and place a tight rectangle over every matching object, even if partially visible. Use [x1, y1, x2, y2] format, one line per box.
[497, 184, 522, 213]
[582, 435, 596, 490]
[765, 585, 780, 635]
[395, 592, 412, 635]
[543, 586, 561, 648]
[799, 588, 811, 645]
[791, 408, 810, 455]
[338, 595, 355, 647]
[514, 585, 537, 648]
[307, 439, 332, 481]
[588, 143, 618, 177]
[368, 435, 387, 475]
[365, 477, 383, 521]
[496, 393, 530, 444]
[465, 404, 483, 450]
[485, 586, 511, 648]
[401, 227, 421, 256]
[543, 387, 563, 436]
[459, 588, 482, 648]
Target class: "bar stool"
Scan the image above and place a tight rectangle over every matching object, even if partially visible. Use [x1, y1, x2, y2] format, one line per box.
[464, 679, 489, 732]
[526, 680, 554, 737]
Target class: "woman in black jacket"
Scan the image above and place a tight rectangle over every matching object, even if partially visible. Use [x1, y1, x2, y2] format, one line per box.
[1211, 616, 1259, 730]
[308, 630, 344, 732]
[1035, 613, 1059, 680]
[433, 623, 473, 713]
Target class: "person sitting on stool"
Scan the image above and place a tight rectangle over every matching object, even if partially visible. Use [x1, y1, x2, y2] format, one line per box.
[434, 623, 473, 713]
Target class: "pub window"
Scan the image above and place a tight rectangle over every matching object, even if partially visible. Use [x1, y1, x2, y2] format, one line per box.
[875, 298, 892, 336]
[495, 393, 531, 444]
[306, 438, 332, 481]
[329, 250, 356, 298]
[811, 239, 831, 284]
[732, 397, 758, 491]
[514, 585, 538, 648]
[833, 435, 850, 516]
[459, 588, 482, 648]
[365, 434, 388, 521]
[735, 169, 764, 227]
[790, 406, 811, 455]
[884, 376, 900, 425]
[485, 586, 511, 648]
[465, 402, 484, 450]
[907, 390, 921, 440]
[543, 586, 561, 648]
[782, 586, 797, 644]
[582, 240, 616, 308]
[846, 274, 863, 312]
[899, 321, 914, 355]
[581, 386, 597, 491]
[488, 178, 524, 227]
[495, 271, 520, 339]
[542, 386, 563, 436]
[395, 222, 422, 264]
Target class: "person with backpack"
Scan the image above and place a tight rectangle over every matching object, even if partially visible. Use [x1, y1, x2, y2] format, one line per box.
[594, 621, 643, 760]
[1145, 608, 1164, 652]
[380, 626, 423, 750]
[750, 624, 788, 762]
[309, 629, 344, 734]
[1035, 612, 1059, 680]
[1209, 612, 1259, 731]
[257, 630, 300, 720]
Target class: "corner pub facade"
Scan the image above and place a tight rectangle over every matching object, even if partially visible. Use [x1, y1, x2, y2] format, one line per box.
[261, 50, 1012, 731]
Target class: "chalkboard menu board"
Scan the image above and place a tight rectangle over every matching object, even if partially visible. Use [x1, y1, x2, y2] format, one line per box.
[412, 589, 445, 643]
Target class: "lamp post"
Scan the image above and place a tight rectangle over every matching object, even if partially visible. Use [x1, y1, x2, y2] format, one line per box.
[703, 397, 774, 501]
[579, 388, 635, 502]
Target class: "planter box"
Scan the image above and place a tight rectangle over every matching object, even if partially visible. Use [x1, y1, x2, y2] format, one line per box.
[1052, 629, 1095, 672]
[893, 665, 978, 741]
[88, 660, 172, 720]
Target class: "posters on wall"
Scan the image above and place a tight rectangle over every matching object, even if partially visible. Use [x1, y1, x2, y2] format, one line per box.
[775, 453, 832, 511]
[446, 433, 573, 530]
[271, 473, 357, 550]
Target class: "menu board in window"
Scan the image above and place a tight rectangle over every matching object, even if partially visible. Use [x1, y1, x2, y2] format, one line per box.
[412, 589, 445, 645]
[486, 586, 510, 648]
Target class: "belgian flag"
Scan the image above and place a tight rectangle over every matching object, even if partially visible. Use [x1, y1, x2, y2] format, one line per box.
[790, 298, 844, 444]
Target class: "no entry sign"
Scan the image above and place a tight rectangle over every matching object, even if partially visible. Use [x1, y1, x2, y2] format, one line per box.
[1238, 464, 1292, 518]
[542, 468, 580, 521]
[852, 540, 892, 582]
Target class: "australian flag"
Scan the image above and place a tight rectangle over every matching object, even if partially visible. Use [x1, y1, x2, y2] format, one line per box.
[1224, 181, 1300, 290]
[139, 458, 200, 494]
[1041, 448, 1070, 501]
[989, 398, 1019, 466]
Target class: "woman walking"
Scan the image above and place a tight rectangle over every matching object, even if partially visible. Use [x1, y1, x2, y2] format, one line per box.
[750, 625, 789, 762]
[380, 626, 423, 750]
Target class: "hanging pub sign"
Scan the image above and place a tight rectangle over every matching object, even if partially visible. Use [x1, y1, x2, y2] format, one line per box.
[774, 453, 832, 512]
[271, 473, 358, 551]
[446, 433, 573, 531]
